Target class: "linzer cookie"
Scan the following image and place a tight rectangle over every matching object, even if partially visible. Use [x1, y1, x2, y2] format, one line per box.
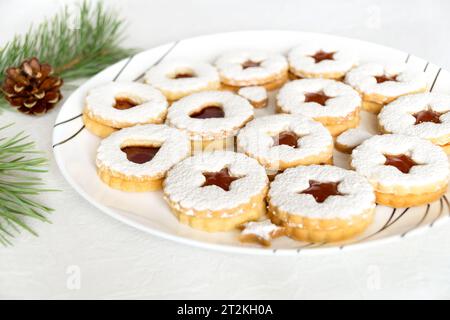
[237, 86, 268, 108]
[378, 93, 450, 154]
[166, 90, 254, 151]
[144, 60, 220, 101]
[163, 151, 269, 232]
[351, 134, 450, 207]
[215, 51, 288, 90]
[335, 128, 373, 154]
[345, 62, 427, 113]
[276, 79, 361, 136]
[237, 114, 333, 173]
[96, 124, 190, 192]
[288, 43, 358, 80]
[268, 165, 376, 243]
[83, 81, 169, 138]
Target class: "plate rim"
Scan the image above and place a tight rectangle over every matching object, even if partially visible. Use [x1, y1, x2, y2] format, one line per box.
[52, 29, 450, 255]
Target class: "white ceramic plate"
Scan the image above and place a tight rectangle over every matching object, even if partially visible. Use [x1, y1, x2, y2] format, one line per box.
[53, 30, 450, 255]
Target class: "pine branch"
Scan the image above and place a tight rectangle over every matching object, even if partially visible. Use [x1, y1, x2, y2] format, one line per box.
[0, 124, 55, 245]
[0, 1, 135, 109]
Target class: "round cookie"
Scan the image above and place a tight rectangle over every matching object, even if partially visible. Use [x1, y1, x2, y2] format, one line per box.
[268, 165, 376, 243]
[276, 79, 361, 136]
[144, 60, 220, 101]
[96, 124, 190, 192]
[237, 114, 333, 173]
[166, 90, 254, 151]
[288, 43, 358, 80]
[345, 62, 427, 113]
[83, 81, 169, 138]
[351, 134, 450, 207]
[215, 51, 288, 90]
[163, 151, 269, 232]
[378, 93, 450, 154]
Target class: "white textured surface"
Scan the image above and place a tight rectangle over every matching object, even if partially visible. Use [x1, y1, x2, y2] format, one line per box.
[2, 0, 450, 300]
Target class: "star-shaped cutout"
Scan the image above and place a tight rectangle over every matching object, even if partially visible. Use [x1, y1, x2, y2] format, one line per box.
[238, 219, 286, 247]
[413, 107, 443, 125]
[384, 154, 417, 174]
[173, 72, 196, 79]
[241, 60, 261, 69]
[114, 97, 138, 110]
[304, 90, 331, 106]
[300, 180, 343, 203]
[272, 131, 299, 148]
[202, 167, 240, 191]
[310, 50, 335, 63]
[374, 74, 398, 84]
[190, 106, 225, 119]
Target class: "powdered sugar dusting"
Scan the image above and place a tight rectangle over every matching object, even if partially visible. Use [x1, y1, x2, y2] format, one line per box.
[85, 81, 168, 126]
[215, 51, 287, 83]
[167, 90, 254, 140]
[96, 124, 190, 178]
[351, 134, 450, 189]
[336, 128, 373, 150]
[238, 86, 267, 103]
[378, 93, 450, 141]
[345, 62, 427, 97]
[288, 43, 358, 75]
[276, 79, 361, 118]
[237, 114, 333, 170]
[144, 60, 219, 95]
[163, 151, 268, 211]
[269, 165, 375, 219]
[241, 219, 284, 241]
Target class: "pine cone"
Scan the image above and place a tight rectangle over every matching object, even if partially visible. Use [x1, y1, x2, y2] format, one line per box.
[2, 57, 63, 115]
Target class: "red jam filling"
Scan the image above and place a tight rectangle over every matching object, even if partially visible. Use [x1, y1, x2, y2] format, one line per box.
[121, 146, 160, 164]
[202, 168, 239, 191]
[300, 180, 343, 203]
[190, 106, 225, 119]
[384, 154, 417, 174]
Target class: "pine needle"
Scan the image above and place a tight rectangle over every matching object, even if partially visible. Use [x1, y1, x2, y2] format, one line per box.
[0, 124, 54, 245]
[0, 0, 135, 109]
